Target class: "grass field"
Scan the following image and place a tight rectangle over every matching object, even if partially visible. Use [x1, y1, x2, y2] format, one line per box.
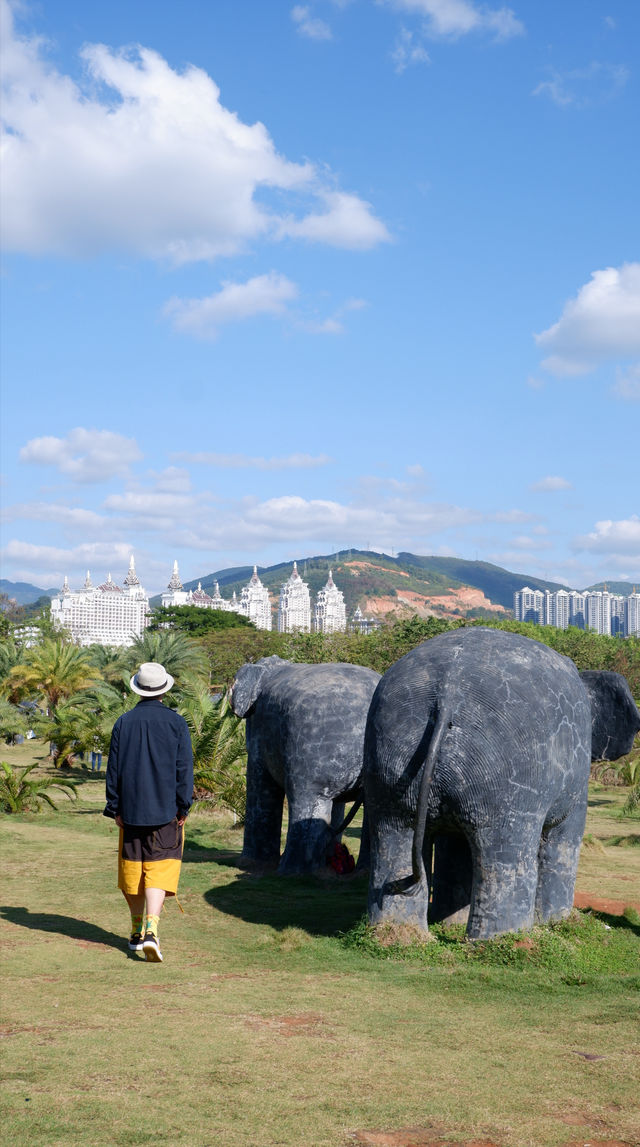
[1, 742, 639, 1147]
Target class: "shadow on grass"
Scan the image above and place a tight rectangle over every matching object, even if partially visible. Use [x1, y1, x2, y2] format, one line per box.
[584, 907, 640, 937]
[0, 905, 128, 952]
[204, 870, 369, 937]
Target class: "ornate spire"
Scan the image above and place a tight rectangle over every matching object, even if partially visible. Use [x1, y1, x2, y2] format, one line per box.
[61, 575, 70, 595]
[167, 560, 183, 591]
[291, 561, 300, 580]
[123, 554, 140, 586]
[83, 570, 93, 590]
[327, 569, 335, 587]
[251, 564, 260, 583]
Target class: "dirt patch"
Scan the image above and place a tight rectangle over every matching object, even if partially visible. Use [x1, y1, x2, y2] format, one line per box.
[373, 922, 434, 947]
[243, 1012, 329, 1038]
[350, 1131, 499, 1146]
[343, 561, 408, 576]
[361, 586, 506, 621]
[574, 892, 640, 914]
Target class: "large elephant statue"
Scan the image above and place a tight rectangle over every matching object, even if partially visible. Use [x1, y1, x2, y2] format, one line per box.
[230, 657, 381, 875]
[364, 627, 640, 940]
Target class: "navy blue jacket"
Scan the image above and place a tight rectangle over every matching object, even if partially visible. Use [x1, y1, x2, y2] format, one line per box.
[104, 698, 194, 826]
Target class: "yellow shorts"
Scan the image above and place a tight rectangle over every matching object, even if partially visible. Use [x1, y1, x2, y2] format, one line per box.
[117, 819, 184, 897]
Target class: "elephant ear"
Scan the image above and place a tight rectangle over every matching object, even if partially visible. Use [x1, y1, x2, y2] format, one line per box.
[229, 656, 288, 718]
[580, 670, 640, 761]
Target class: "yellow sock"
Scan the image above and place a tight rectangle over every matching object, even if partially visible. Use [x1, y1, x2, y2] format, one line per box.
[145, 914, 160, 938]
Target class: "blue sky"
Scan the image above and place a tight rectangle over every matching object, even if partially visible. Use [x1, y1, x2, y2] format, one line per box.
[1, 0, 638, 596]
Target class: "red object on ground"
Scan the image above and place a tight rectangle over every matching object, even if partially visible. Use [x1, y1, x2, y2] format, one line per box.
[328, 841, 355, 875]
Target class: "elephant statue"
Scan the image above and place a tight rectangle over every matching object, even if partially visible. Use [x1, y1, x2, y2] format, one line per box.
[364, 627, 640, 940]
[579, 670, 640, 761]
[230, 656, 381, 875]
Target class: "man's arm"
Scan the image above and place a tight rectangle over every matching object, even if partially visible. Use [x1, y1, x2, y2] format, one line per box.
[176, 718, 194, 823]
[103, 719, 121, 819]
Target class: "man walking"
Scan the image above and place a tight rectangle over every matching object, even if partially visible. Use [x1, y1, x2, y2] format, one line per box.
[104, 662, 193, 963]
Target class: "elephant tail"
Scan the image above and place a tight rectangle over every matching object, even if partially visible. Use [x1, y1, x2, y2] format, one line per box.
[331, 796, 363, 839]
[411, 705, 449, 886]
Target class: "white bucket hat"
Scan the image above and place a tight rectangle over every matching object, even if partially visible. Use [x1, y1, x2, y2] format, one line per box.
[130, 661, 175, 697]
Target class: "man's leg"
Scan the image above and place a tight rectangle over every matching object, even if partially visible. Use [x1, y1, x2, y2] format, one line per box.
[143, 887, 166, 962]
[122, 891, 145, 951]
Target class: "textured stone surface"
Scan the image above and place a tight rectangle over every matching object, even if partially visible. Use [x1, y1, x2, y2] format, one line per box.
[579, 670, 640, 760]
[364, 627, 600, 939]
[230, 657, 380, 874]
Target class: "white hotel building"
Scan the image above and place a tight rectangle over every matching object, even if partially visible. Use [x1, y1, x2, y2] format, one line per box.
[514, 585, 640, 638]
[163, 560, 350, 634]
[50, 556, 150, 647]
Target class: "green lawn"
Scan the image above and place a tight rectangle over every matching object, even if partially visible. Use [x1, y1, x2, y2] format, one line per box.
[1, 745, 639, 1147]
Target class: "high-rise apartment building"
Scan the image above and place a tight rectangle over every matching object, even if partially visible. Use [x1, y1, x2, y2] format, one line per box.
[238, 567, 272, 631]
[278, 562, 311, 633]
[626, 592, 640, 637]
[50, 556, 149, 647]
[314, 570, 347, 633]
[513, 587, 545, 624]
[514, 585, 633, 637]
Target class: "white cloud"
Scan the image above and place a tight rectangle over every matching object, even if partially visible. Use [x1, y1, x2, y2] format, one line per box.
[0, 1, 387, 260]
[146, 467, 193, 493]
[164, 273, 298, 338]
[535, 264, 640, 377]
[612, 362, 640, 402]
[291, 5, 333, 40]
[392, 28, 430, 73]
[509, 535, 553, 551]
[573, 516, 640, 558]
[295, 295, 367, 335]
[277, 191, 390, 250]
[386, 0, 524, 40]
[1, 502, 107, 532]
[533, 62, 628, 109]
[19, 428, 142, 483]
[2, 539, 134, 579]
[173, 452, 333, 470]
[530, 476, 572, 492]
[102, 490, 211, 523]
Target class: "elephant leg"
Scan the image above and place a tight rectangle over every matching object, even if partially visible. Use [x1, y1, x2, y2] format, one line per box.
[356, 803, 371, 871]
[428, 832, 472, 926]
[367, 818, 429, 933]
[535, 799, 587, 924]
[278, 791, 334, 875]
[466, 824, 541, 940]
[330, 801, 345, 844]
[240, 751, 284, 868]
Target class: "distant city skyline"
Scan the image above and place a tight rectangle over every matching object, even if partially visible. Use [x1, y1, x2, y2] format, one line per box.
[1, 1, 638, 593]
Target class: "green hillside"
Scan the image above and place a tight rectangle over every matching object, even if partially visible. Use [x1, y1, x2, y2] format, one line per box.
[585, 581, 637, 596]
[149, 551, 636, 620]
[398, 554, 571, 610]
[157, 550, 496, 621]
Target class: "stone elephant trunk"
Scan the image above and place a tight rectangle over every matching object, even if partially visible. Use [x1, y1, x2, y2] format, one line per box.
[230, 657, 380, 875]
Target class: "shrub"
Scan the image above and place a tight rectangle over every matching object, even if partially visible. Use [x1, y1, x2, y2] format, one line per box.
[0, 761, 78, 813]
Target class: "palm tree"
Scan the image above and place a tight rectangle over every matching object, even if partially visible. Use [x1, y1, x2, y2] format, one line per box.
[177, 684, 247, 822]
[85, 645, 132, 694]
[129, 629, 210, 689]
[0, 760, 78, 813]
[5, 639, 100, 712]
[0, 637, 23, 684]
